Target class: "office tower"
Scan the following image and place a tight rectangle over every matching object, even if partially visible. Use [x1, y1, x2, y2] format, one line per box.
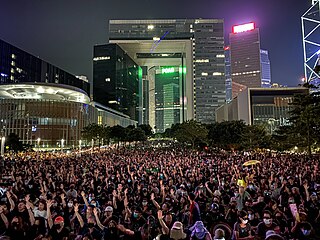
[225, 46, 232, 102]
[229, 22, 262, 88]
[260, 50, 271, 88]
[302, 0, 320, 86]
[108, 19, 225, 129]
[93, 43, 141, 121]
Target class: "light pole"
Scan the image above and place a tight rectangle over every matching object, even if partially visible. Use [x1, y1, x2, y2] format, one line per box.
[91, 138, 94, 153]
[61, 139, 64, 152]
[1, 137, 5, 156]
[79, 140, 82, 151]
[37, 138, 41, 152]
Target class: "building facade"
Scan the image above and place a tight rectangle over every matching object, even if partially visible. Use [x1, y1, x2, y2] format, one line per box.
[229, 23, 262, 88]
[93, 43, 141, 121]
[260, 50, 272, 88]
[225, 46, 232, 102]
[216, 87, 307, 134]
[108, 19, 225, 127]
[0, 39, 135, 147]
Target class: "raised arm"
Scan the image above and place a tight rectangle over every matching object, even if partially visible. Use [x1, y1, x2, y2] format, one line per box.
[157, 210, 169, 235]
[47, 199, 53, 229]
[117, 224, 135, 236]
[5, 191, 15, 212]
[74, 203, 84, 228]
[150, 193, 161, 210]
[0, 206, 9, 229]
[93, 208, 104, 230]
[81, 191, 90, 207]
[26, 201, 35, 225]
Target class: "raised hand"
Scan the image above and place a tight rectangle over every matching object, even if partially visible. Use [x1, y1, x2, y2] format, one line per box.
[81, 191, 85, 197]
[93, 207, 98, 216]
[151, 193, 155, 201]
[157, 210, 163, 219]
[74, 203, 79, 212]
[47, 199, 53, 209]
[112, 190, 117, 198]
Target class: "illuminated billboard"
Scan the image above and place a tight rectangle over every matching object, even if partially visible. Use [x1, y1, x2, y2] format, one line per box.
[232, 22, 255, 34]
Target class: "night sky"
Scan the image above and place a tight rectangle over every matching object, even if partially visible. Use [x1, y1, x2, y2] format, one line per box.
[0, 0, 310, 86]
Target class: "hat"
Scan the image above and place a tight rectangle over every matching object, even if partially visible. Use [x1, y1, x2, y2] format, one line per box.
[105, 206, 113, 212]
[189, 221, 209, 240]
[265, 230, 284, 240]
[214, 228, 225, 240]
[170, 221, 186, 240]
[54, 216, 64, 223]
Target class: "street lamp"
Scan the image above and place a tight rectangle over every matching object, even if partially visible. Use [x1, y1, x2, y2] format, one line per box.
[0, 137, 5, 156]
[91, 138, 94, 153]
[79, 140, 82, 151]
[37, 138, 41, 152]
[61, 139, 64, 152]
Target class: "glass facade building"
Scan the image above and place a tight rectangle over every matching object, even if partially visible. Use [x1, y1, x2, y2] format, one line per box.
[224, 46, 232, 102]
[109, 19, 225, 125]
[0, 39, 89, 94]
[0, 39, 136, 147]
[93, 43, 141, 121]
[260, 50, 272, 88]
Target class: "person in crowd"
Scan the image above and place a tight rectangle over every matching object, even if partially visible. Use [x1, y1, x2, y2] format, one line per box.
[232, 210, 252, 240]
[256, 210, 280, 240]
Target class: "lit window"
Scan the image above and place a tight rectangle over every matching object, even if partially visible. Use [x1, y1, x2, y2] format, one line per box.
[153, 37, 160, 41]
[11, 54, 16, 59]
[11, 68, 14, 73]
[216, 54, 225, 58]
[212, 72, 223, 76]
[93, 56, 110, 61]
[201, 72, 208, 76]
[98, 116, 102, 125]
[147, 25, 154, 30]
[195, 59, 209, 63]
[105, 78, 111, 82]
[16, 68, 22, 73]
[11, 61, 15, 66]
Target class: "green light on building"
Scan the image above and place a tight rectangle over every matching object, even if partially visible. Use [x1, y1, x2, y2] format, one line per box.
[161, 67, 175, 74]
[179, 67, 186, 74]
[138, 67, 143, 79]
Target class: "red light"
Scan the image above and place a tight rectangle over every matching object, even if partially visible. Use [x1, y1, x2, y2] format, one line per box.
[232, 22, 255, 34]
[224, 46, 230, 51]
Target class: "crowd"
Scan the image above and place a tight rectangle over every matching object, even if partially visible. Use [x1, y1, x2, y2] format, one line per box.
[0, 147, 319, 240]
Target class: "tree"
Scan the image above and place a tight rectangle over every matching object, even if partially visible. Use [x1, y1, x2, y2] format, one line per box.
[207, 120, 247, 150]
[241, 124, 270, 150]
[287, 86, 320, 154]
[138, 124, 153, 137]
[6, 133, 24, 152]
[81, 123, 105, 145]
[131, 127, 147, 142]
[110, 125, 126, 146]
[173, 120, 208, 148]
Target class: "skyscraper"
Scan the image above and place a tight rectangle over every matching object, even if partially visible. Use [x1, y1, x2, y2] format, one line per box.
[224, 46, 232, 102]
[229, 22, 262, 88]
[260, 49, 272, 88]
[93, 43, 141, 121]
[108, 19, 225, 129]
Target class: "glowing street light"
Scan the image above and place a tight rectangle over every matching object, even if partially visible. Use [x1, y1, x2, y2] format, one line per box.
[1, 137, 5, 156]
[79, 140, 82, 150]
[61, 139, 64, 152]
[37, 138, 41, 151]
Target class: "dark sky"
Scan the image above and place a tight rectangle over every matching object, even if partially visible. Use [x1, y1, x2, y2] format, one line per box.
[0, 0, 310, 86]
